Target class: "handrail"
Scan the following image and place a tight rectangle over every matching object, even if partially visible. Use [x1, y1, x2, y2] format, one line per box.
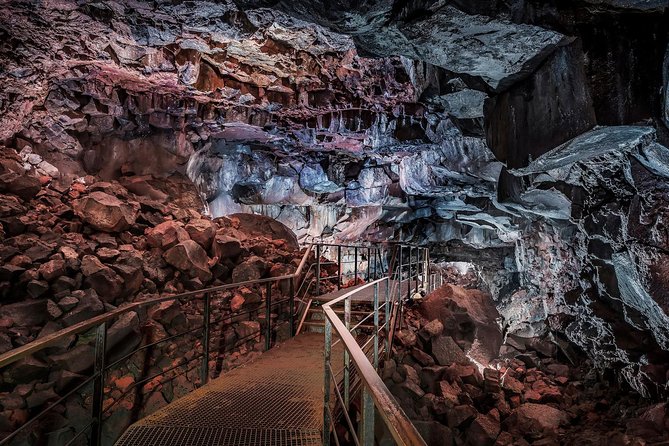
[322, 278, 427, 446]
[0, 242, 314, 370]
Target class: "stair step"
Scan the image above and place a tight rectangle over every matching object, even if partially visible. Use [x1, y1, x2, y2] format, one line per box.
[308, 308, 385, 316]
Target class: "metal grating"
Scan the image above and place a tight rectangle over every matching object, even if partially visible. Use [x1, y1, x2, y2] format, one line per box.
[116, 426, 321, 446]
[115, 333, 328, 446]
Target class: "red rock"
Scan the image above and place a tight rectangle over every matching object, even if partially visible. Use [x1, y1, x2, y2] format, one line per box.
[422, 319, 444, 338]
[395, 330, 417, 347]
[412, 348, 436, 366]
[447, 404, 477, 428]
[438, 380, 460, 406]
[145, 220, 190, 249]
[38, 259, 66, 281]
[431, 335, 469, 366]
[230, 294, 245, 312]
[467, 413, 501, 446]
[115, 375, 135, 393]
[211, 231, 242, 259]
[163, 240, 212, 282]
[72, 191, 138, 232]
[504, 403, 568, 439]
[80, 255, 124, 301]
[185, 219, 216, 249]
[501, 375, 524, 394]
[231, 256, 266, 283]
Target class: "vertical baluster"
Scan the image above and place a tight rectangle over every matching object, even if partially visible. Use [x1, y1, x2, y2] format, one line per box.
[385, 277, 390, 356]
[337, 245, 342, 290]
[201, 293, 211, 384]
[91, 322, 107, 446]
[367, 247, 371, 281]
[344, 294, 351, 408]
[316, 244, 321, 296]
[373, 282, 379, 369]
[360, 387, 375, 446]
[289, 278, 295, 337]
[265, 283, 272, 351]
[323, 319, 332, 446]
[354, 247, 358, 285]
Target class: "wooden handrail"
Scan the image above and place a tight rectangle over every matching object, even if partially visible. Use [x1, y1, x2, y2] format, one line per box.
[0, 243, 315, 369]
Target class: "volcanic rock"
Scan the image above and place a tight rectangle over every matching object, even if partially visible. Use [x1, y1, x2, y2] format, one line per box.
[72, 191, 138, 232]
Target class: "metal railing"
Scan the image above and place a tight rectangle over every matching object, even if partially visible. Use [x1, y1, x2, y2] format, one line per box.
[0, 244, 315, 446]
[322, 244, 440, 446]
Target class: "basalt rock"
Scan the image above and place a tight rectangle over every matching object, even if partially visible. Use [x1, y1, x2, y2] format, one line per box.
[73, 191, 138, 233]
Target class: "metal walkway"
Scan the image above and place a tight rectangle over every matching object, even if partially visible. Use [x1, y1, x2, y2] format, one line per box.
[114, 284, 367, 446]
[115, 279, 421, 446]
[116, 332, 327, 446]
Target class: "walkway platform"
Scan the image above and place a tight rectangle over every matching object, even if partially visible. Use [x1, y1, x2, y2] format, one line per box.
[115, 280, 412, 446]
[116, 333, 327, 446]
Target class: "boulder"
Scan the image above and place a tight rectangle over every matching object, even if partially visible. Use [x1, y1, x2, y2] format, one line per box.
[72, 191, 138, 232]
[0, 300, 49, 326]
[414, 421, 454, 446]
[212, 231, 242, 259]
[431, 335, 469, 366]
[163, 240, 212, 282]
[185, 219, 216, 249]
[467, 413, 501, 446]
[145, 220, 190, 249]
[232, 256, 266, 283]
[80, 255, 124, 302]
[504, 403, 568, 439]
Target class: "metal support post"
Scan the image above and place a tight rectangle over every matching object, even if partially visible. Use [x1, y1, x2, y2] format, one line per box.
[91, 322, 107, 446]
[323, 320, 332, 446]
[360, 387, 375, 446]
[354, 247, 358, 285]
[316, 244, 321, 295]
[344, 295, 351, 408]
[265, 283, 272, 351]
[373, 282, 379, 369]
[201, 292, 211, 384]
[289, 279, 295, 337]
[337, 245, 342, 290]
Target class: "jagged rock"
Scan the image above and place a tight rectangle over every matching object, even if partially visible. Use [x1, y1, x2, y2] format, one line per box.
[61, 290, 104, 326]
[72, 191, 138, 232]
[50, 344, 95, 374]
[467, 413, 501, 446]
[38, 259, 67, 281]
[80, 255, 124, 301]
[1, 173, 41, 200]
[414, 421, 454, 446]
[163, 240, 212, 282]
[185, 219, 216, 249]
[145, 220, 190, 249]
[0, 300, 49, 327]
[447, 404, 477, 428]
[211, 232, 242, 259]
[231, 256, 266, 283]
[504, 403, 568, 439]
[431, 335, 469, 366]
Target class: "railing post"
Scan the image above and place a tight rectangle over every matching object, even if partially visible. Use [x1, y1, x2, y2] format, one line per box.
[265, 283, 272, 351]
[344, 294, 351, 408]
[367, 247, 371, 281]
[398, 245, 403, 304]
[407, 247, 412, 301]
[289, 278, 295, 337]
[316, 244, 321, 296]
[385, 277, 390, 356]
[414, 247, 419, 293]
[354, 247, 358, 285]
[91, 322, 107, 446]
[201, 292, 211, 385]
[337, 245, 342, 290]
[360, 387, 375, 446]
[323, 319, 332, 446]
[373, 282, 379, 369]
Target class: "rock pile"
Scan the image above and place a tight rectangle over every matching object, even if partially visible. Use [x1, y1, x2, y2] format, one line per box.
[384, 285, 669, 446]
[0, 147, 306, 443]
